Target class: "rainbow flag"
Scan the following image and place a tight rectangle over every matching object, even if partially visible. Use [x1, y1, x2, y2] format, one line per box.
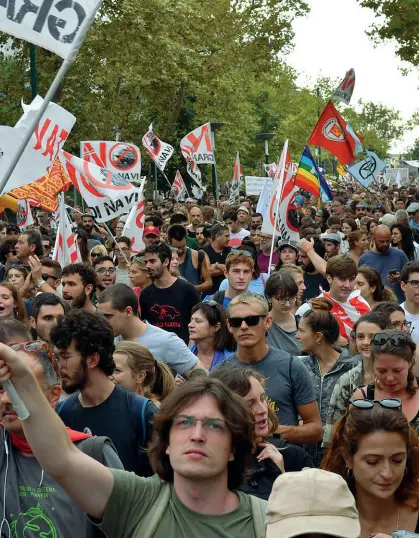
[294, 145, 321, 197]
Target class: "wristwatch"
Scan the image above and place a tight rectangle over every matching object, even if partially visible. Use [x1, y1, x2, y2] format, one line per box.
[35, 280, 46, 289]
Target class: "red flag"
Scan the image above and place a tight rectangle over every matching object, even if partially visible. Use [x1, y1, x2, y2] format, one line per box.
[308, 101, 362, 165]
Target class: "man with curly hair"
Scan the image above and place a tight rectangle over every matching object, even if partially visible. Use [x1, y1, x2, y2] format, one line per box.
[51, 310, 157, 476]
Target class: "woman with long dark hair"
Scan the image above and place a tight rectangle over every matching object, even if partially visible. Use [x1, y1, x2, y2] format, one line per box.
[75, 229, 89, 264]
[322, 404, 419, 535]
[391, 223, 418, 261]
[355, 265, 396, 309]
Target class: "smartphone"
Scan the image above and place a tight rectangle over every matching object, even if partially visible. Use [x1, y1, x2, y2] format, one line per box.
[389, 269, 398, 276]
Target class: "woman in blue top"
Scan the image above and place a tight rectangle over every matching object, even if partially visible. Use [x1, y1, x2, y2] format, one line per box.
[188, 301, 236, 372]
[218, 239, 268, 296]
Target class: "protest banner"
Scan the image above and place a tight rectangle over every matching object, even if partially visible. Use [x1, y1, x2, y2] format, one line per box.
[245, 176, 269, 196]
[53, 194, 80, 267]
[180, 123, 214, 187]
[0, 96, 75, 195]
[228, 153, 241, 204]
[383, 167, 409, 185]
[80, 141, 142, 182]
[16, 200, 34, 231]
[332, 68, 356, 105]
[122, 179, 146, 254]
[170, 171, 188, 200]
[0, 0, 102, 196]
[348, 151, 386, 188]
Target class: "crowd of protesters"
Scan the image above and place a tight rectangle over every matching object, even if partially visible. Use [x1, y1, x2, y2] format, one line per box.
[1, 183, 419, 537]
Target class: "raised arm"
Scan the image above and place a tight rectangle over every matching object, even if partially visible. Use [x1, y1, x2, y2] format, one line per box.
[0, 344, 114, 519]
[298, 238, 327, 276]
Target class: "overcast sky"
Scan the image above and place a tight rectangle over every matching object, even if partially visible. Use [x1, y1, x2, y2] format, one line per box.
[288, 0, 419, 154]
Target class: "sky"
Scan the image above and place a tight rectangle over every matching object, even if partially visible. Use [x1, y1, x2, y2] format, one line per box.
[287, 0, 419, 154]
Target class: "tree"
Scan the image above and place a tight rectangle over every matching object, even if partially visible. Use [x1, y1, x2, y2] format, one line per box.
[358, 0, 419, 67]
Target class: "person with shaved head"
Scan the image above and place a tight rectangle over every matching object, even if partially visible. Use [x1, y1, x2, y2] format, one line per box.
[358, 224, 408, 302]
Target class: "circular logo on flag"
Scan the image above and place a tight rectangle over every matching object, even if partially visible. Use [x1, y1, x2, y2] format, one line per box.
[323, 119, 347, 142]
[109, 143, 139, 171]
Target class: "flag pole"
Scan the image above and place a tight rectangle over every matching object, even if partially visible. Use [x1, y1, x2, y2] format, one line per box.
[161, 170, 173, 190]
[268, 140, 288, 274]
[0, 2, 101, 196]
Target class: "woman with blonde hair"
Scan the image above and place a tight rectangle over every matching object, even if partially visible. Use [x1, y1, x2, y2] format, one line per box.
[89, 244, 108, 266]
[112, 341, 175, 405]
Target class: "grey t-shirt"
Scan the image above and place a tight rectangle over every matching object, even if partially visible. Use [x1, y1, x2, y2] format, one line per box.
[115, 323, 197, 375]
[266, 323, 301, 355]
[224, 347, 316, 426]
[0, 434, 123, 538]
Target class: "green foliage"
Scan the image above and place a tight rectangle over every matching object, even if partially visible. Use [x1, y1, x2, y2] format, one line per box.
[358, 0, 419, 67]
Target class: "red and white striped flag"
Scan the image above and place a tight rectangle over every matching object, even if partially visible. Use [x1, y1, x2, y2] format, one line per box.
[169, 170, 188, 201]
[53, 194, 80, 267]
[228, 152, 241, 204]
[122, 180, 146, 254]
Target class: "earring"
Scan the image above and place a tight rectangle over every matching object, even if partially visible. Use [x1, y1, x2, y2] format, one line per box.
[345, 466, 353, 479]
[404, 467, 408, 476]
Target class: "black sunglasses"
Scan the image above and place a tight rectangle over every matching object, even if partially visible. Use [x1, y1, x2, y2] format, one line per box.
[41, 273, 55, 281]
[91, 252, 100, 258]
[372, 332, 408, 348]
[350, 398, 402, 410]
[228, 314, 266, 328]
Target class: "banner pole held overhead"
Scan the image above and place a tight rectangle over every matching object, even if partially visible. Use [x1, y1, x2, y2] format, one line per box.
[0, 1, 103, 196]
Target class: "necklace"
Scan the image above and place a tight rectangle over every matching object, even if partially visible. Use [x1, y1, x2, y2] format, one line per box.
[367, 507, 400, 538]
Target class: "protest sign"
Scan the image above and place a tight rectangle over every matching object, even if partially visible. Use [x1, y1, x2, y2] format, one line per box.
[80, 141, 142, 182]
[142, 125, 174, 172]
[245, 176, 268, 196]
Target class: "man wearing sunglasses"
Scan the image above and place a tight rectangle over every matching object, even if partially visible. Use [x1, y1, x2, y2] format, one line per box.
[0, 331, 123, 538]
[223, 292, 323, 445]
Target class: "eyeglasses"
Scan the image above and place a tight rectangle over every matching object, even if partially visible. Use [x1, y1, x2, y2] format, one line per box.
[405, 280, 419, 289]
[273, 296, 297, 305]
[230, 248, 252, 257]
[350, 398, 402, 410]
[392, 320, 411, 331]
[96, 267, 116, 275]
[228, 314, 267, 328]
[372, 332, 409, 347]
[10, 341, 60, 383]
[172, 415, 227, 434]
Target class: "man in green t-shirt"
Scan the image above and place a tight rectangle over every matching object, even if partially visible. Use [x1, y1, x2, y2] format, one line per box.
[0, 352, 266, 538]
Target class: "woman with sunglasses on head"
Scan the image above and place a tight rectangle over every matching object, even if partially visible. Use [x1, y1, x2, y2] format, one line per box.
[355, 266, 396, 309]
[351, 330, 419, 433]
[322, 403, 419, 536]
[89, 244, 108, 266]
[211, 364, 314, 500]
[188, 301, 236, 372]
[217, 240, 269, 296]
[265, 272, 301, 355]
[324, 311, 393, 447]
[296, 297, 359, 465]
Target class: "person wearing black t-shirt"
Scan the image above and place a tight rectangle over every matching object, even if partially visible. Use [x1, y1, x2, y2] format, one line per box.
[51, 310, 157, 476]
[203, 223, 231, 294]
[140, 242, 200, 343]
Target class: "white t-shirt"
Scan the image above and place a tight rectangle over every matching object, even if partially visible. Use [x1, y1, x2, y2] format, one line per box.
[401, 302, 419, 345]
[230, 229, 250, 240]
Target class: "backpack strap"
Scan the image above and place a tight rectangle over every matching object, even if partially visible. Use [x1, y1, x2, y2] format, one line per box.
[56, 393, 80, 423]
[359, 386, 368, 399]
[213, 290, 225, 305]
[134, 483, 171, 538]
[249, 494, 267, 538]
[78, 436, 110, 464]
[131, 394, 150, 447]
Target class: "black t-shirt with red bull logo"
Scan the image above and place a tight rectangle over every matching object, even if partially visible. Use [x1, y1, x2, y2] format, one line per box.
[139, 278, 200, 343]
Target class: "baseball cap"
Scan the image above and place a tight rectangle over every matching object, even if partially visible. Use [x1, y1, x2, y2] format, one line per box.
[356, 202, 367, 208]
[407, 202, 419, 214]
[277, 239, 298, 253]
[266, 468, 360, 538]
[143, 226, 160, 237]
[238, 206, 250, 214]
[293, 195, 304, 206]
[380, 213, 397, 226]
[323, 233, 341, 244]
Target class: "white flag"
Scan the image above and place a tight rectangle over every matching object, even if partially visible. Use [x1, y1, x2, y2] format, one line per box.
[0, 1, 102, 59]
[0, 96, 75, 195]
[180, 123, 214, 187]
[396, 169, 402, 188]
[256, 178, 273, 215]
[59, 151, 140, 223]
[53, 194, 80, 267]
[122, 180, 146, 255]
[229, 153, 241, 204]
[332, 68, 356, 105]
[16, 199, 34, 231]
[142, 124, 174, 172]
[170, 171, 188, 201]
[80, 141, 142, 183]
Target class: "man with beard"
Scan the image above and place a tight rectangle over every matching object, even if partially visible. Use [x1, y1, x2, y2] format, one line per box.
[140, 242, 200, 343]
[186, 205, 203, 239]
[0, 319, 123, 538]
[62, 263, 97, 312]
[51, 310, 157, 475]
[16, 229, 44, 266]
[81, 213, 105, 249]
[298, 238, 329, 301]
[93, 256, 116, 296]
[359, 224, 408, 302]
[30, 293, 70, 345]
[195, 223, 211, 248]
